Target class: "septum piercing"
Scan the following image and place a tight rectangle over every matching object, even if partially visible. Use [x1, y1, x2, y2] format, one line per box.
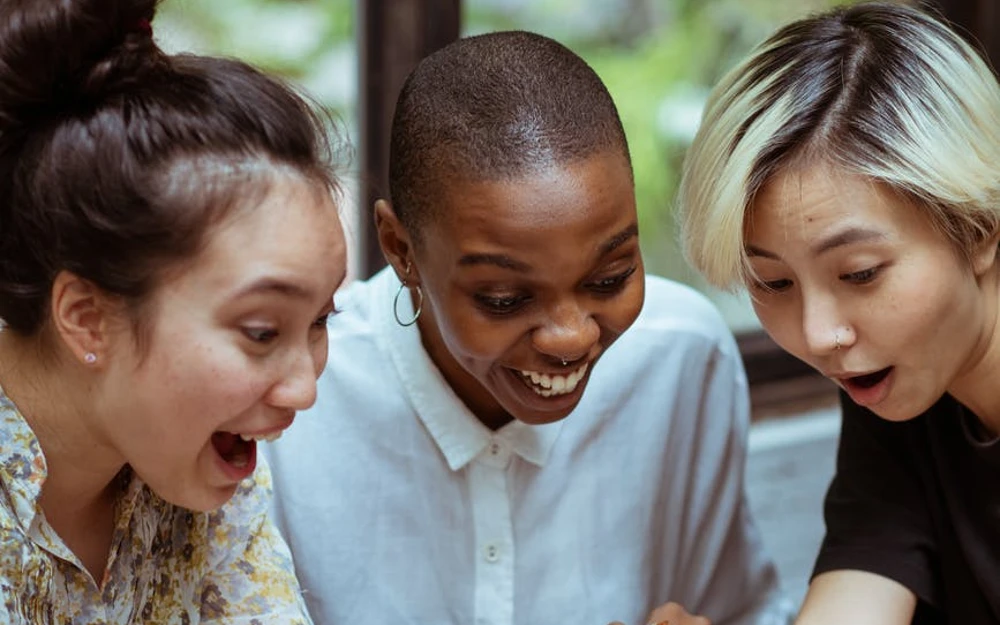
[560, 358, 568, 366]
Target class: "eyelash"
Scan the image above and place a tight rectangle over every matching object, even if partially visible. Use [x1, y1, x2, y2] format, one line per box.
[473, 265, 638, 316]
[588, 265, 638, 294]
[752, 266, 883, 293]
[840, 266, 880, 284]
[242, 309, 338, 344]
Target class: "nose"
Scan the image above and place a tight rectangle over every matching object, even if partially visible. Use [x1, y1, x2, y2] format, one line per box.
[532, 299, 600, 363]
[267, 347, 320, 411]
[801, 291, 850, 355]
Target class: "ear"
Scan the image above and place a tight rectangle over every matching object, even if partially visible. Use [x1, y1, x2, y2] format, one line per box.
[971, 230, 1000, 277]
[49, 271, 115, 366]
[374, 199, 419, 284]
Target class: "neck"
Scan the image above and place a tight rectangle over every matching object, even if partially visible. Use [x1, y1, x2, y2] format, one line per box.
[948, 268, 1000, 435]
[0, 332, 125, 525]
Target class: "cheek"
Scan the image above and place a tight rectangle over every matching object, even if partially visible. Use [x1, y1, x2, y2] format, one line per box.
[751, 299, 801, 352]
[312, 333, 329, 375]
[433, 293, 527, 362]
[609, 279, 645, 332]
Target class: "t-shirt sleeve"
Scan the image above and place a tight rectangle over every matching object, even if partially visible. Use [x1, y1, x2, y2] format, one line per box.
[196, 458, 315, 625]
[813, 391, 941, 607]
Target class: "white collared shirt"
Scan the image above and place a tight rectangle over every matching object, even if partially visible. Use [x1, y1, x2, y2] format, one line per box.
[264, 267, 794, 625]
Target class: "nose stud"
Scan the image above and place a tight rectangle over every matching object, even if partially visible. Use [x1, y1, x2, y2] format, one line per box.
[834, 330, 842, 351]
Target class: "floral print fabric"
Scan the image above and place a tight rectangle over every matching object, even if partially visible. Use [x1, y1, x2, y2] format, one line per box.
[0, 387, 313, 624]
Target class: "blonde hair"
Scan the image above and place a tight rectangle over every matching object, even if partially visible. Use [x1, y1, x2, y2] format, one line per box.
[678, 1, 1000, 289]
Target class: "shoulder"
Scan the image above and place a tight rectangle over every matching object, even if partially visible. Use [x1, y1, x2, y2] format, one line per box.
[624, 274, 738, 360]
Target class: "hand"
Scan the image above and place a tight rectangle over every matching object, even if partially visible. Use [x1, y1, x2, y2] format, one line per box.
[644, 602, 711, 625]
[607, 601, 712, 625]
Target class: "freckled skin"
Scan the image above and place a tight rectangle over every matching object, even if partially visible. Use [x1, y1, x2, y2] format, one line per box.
[96, 175, 347, 512]
[747, 163, 1000, 423]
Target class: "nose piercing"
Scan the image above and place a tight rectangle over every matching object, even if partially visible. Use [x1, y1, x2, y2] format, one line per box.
[560, 358, 568, 366]
[834, 331, 842, 351]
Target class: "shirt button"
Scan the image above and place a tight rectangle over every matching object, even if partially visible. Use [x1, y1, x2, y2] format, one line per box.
[484, 544, 500, 562]
[489, 442, 500, 455]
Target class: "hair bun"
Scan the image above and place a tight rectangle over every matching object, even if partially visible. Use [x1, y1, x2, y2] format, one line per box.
[0, 0, 161, 131]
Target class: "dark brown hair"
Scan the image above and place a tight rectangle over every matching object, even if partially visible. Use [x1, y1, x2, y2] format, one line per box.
[388, 30, 630, 236]
[0, 0, 341, 336]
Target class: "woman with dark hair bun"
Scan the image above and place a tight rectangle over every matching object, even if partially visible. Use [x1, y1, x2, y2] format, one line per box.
[0, 0, 347, 622]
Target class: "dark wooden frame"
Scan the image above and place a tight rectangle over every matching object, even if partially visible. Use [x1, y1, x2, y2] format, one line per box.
[357, 0, 997, 410]
[358, 0, 461, 274]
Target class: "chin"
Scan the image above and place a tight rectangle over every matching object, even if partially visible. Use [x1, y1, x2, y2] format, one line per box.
[154, 482, 238, 514]
[507, 398, 582, 425]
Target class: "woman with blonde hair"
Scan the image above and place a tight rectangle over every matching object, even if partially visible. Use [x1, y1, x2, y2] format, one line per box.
[678, 2, 1000, 623]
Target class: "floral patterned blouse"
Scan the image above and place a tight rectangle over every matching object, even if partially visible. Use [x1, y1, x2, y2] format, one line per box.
[0, 386, 314, 624]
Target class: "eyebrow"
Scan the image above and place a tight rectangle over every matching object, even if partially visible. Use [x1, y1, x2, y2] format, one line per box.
[456, 222, 640, 272]
[457, 253, 532, 272]
[601, 223, 639, 255]
[231, 277, 314, 300]
[746, 226, 887, 260]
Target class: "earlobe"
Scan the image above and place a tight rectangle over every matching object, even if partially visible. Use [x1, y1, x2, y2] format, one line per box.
[971, 231, 1000, 277]
[49, 271, 111, 367]
[374, 199, 417, 282]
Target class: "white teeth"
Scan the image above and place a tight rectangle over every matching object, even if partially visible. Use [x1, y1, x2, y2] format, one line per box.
[237, 430, 284, 443]
[517, 362, 589, 397]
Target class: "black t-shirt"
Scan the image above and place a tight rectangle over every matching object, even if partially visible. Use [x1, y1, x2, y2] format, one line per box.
[813, 392, 1000, 623]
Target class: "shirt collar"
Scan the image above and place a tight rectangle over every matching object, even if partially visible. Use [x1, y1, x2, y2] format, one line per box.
[0, 384, 47, 533]
[373, 268, 563, 471]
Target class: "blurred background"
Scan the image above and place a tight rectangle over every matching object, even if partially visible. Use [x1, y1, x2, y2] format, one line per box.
[155, 0, 871, 332]
[153, 0, 996, 608]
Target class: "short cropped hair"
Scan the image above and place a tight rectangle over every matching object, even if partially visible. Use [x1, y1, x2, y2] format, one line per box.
[678, 1, 1000, 289]
[388, 30, 630, 236]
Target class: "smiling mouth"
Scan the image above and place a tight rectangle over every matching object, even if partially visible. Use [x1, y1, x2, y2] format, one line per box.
[515, 362, 590, 397]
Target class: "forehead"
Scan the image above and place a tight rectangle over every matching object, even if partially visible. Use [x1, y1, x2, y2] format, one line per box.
[426, 151, 635, 253]
[747, 164, 917, 247]
[169, 175, 345, 296]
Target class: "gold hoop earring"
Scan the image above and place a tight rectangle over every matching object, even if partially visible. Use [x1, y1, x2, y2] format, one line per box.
[393, 263, 423, 327]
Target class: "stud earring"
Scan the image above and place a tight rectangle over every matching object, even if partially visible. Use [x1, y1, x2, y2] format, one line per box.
[393, 261, 423, 327]
[84, 352, 97, 364]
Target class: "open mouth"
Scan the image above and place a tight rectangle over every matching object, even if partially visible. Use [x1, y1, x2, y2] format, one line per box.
[843, 366, 892, 390]
[514, 362, 590, 398]
[211, 432, 256, 469]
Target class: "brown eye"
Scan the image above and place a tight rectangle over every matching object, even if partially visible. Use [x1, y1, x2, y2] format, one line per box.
[243, 326, 279, 343]
[587, 265, 637, 294]
[840, 266, 881, 284]
[474, 293, 531, 316]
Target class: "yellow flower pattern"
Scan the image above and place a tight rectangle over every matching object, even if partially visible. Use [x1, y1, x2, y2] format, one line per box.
[0, 387, 314, 624]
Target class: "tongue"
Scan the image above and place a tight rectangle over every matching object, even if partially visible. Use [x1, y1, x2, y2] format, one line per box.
[211, 432, 253, 467]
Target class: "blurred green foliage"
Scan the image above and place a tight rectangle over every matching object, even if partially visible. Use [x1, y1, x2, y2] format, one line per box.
[156, 0, 868, 294]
